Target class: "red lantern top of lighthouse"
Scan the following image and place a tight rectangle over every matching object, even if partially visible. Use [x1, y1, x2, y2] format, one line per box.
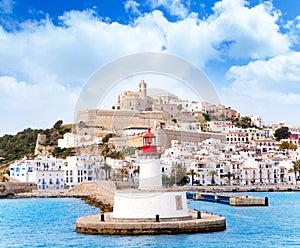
[142, 128, 157, 153]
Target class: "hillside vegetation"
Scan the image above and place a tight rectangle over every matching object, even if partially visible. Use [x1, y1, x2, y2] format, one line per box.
[0, 120, 71, 166]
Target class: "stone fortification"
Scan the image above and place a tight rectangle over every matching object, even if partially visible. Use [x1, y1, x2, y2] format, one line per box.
[0, 182, 37, 197]
[156, 129, 226, 147]
[76, 109, 164, 136]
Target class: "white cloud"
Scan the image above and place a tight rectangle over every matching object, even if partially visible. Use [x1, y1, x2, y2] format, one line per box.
[124, 0, 141, 15]
[227, 52, 300, 94]
[0, 0, 15, 14]
[0, 0, 299, 134]
[209, 0, 290, 59]
[0, 76, 79, 134]
[147, 0, 190, 19]
[285, 16, 300, 46]
[224, 52, 300, 124]
[0, 2, 291, 85]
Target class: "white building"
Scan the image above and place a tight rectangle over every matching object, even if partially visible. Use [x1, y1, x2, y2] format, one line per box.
[29, 170, 65, 190]
[58, 133, 102, 148]
[64, 155, 105, 188]
[10, 156, 66, 189]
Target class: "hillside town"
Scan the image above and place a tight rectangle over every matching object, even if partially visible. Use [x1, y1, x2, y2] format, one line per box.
[8, 81, 300, 189]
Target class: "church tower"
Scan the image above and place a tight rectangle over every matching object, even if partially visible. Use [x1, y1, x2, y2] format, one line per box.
[139, 80, 147, 99]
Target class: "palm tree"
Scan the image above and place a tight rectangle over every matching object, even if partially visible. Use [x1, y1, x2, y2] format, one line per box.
[100, 143, 122, 181]
[223, 172, 235, 186]
[101, 162, 111, 180]
[208, 170, 218, 185]
[187, 169, 198, 186]
[118, 167, 128, 181]
[288, 160, 300, 185]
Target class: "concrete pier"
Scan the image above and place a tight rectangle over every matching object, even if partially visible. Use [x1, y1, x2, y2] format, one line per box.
[76, 210, 226, 235]
[230, 196, 268, 206]
[194, 193, 268, 206]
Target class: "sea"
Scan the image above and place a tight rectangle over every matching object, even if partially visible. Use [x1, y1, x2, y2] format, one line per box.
[0, 192, 300, 248]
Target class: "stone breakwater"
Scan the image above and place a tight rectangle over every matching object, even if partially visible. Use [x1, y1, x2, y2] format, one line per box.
[70, 181, 115, 212]
[7, 181, 116, 212]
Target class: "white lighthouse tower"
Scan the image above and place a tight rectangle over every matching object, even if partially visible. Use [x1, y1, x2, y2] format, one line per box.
[112, 128, 189, 219]
[138, 128, 162, 190]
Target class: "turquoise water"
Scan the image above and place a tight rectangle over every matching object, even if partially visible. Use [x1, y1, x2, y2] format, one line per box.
[0, 192, 300, 247]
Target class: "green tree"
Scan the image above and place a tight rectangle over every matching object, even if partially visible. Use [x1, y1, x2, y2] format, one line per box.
[122, 146, 138, 156]
[107, 150, 123, 159]
[187, 169, 198, 186]
[288, 160, 300, 185]
[170, 164, 187, 185]
[280, 141, 297, 151]
[208, 170, 218, 185]
[53, 120, 63, 130]
[202, 113, 211, 122]
[177, 104, 183, 111]
[223, 172, 235, 186]
[274, 127, 290, 141]
[239, 116, 252, 128]
[102, 133, 116, 143]
[52, 147, 74, 159]
[101, 162, 111, 180]
[117, 167, 128, 181]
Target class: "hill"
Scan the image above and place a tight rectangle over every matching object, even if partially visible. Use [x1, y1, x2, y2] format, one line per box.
[0, 120, 71, 167]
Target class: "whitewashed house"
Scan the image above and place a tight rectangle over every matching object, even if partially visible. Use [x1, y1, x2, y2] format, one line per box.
[10, 156, 66, 189]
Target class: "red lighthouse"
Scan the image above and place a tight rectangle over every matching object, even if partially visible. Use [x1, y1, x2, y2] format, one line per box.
[142, 128, 157, 153]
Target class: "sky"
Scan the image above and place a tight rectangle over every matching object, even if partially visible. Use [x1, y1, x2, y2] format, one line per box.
[0, 0, 300, 135]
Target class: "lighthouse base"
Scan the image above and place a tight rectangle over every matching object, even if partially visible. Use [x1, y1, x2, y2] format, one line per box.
[112, 191, 189, 219]
[76, 210, 226, 235]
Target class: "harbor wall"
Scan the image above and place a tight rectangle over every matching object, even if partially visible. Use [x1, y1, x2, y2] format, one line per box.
[0, 182, 37, 197]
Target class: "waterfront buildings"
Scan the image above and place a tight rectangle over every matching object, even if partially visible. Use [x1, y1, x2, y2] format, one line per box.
[10, 155, 107, 189]
[9, 81, 300, 189]
[10, 156, 66, 190]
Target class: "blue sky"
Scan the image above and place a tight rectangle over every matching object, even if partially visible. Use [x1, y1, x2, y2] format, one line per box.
[0, 0, 300, 135]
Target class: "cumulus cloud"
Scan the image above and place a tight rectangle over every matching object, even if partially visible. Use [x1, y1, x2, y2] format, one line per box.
[227, 52, 300, 96]
[0, 0, 299, 134]
[147, 0, 190, 19]
[124, 0, 141, 15]
[285, 16, 300, 46]
[0, 76, 79, 134]
[0, 1, 291, 85]
[209, 0, 290, 59]
[224, 52, 300, 124]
